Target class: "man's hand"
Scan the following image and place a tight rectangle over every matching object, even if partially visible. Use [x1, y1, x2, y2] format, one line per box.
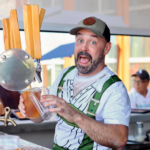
[18, 95, 27, 117]
[41, 95, 79, 123]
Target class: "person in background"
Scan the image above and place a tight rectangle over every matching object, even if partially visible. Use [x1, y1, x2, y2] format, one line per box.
[0, 85, 20, 115]
[129, 69, 150, 108]
[19, 16, 131, 150]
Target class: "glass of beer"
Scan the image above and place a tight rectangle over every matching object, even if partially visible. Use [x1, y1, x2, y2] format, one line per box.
[22, 88, 40, 119]
[0, 135, 20, 150]
[29, 87, 56, 120]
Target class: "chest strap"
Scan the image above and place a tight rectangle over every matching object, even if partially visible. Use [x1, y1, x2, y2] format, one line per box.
[86, 75, 121, 118]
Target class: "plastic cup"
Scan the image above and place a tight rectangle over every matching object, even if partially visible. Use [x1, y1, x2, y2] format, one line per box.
[0, 135, 20, 150]
[29, 87, 56, 120]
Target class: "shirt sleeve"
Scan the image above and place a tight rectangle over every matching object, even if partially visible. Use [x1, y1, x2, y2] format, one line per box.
[102, 82, 131, 127]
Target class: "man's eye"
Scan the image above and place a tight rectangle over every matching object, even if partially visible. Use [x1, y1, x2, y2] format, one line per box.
[78, 39, 83, 43]
[91, 41, 96, 45]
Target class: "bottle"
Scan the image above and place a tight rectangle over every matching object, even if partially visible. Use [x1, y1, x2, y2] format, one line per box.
[135, 122, 145, 142]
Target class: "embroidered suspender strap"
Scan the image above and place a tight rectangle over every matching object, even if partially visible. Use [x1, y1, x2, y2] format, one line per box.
[86, 75, 121, 118]
[57, 66, 76, 95]
[56, 66, 81, 128]
[78, 134, 94, 150]
[77, 75, 121, 150]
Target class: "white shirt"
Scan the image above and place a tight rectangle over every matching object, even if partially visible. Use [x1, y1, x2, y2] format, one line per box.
[49, 66, 131, 150]
[129, 88, 150, 108]
[73, 68, 106, 98]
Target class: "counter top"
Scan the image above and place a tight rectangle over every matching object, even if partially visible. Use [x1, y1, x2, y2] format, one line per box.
[1, 113, 150, 149]
[130, 113, 150, 123]
[0, 116, 57, 149]
[0, 116, 57, 133]
[1, 112, 150, 130]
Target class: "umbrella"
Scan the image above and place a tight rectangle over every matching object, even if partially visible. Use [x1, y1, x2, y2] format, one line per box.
[41, 42, 75, 61]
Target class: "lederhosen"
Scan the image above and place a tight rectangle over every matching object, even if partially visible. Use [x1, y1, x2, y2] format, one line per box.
[53, 66, 121, 150]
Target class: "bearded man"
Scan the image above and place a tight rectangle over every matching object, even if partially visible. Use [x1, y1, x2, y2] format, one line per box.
[19, 17, 131, 150]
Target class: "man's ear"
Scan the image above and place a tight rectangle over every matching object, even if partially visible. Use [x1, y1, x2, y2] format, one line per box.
[104, 42, 111, 55]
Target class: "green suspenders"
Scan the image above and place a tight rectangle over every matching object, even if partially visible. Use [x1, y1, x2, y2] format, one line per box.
[54, 66, 121, 150]
[86, 75, 121, 119]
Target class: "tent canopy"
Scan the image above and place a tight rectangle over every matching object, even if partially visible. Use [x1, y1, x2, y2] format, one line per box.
[41, 42, 75, 61]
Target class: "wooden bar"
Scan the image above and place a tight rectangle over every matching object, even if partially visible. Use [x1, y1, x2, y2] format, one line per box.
[10, 9, 22, 49]
[9, 17, 14, 49]
[31, 5, 42, 59]
[23, 5, 34, 58]
[2, 4, 45, 59]
[2, 19, 11, 50]
[39, 8, 46, 28]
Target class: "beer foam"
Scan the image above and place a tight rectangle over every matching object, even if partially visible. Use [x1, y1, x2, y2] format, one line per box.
[22, 87, 36, 91]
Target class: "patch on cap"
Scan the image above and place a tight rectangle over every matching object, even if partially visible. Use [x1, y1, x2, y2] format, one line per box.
[83, 17, 95, 25]
[138, 69, 142, 74]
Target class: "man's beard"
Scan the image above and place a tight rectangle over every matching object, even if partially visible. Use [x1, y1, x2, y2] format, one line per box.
[75, 50, 105, 75]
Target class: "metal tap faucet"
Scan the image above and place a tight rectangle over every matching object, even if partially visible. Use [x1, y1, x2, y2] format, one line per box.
[0, 107, 17, 127]
[35, 59, 42, 83]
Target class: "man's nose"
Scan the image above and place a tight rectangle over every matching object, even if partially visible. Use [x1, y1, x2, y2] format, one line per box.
[134, 82, 139, 86]
[80, 41, 89, 52]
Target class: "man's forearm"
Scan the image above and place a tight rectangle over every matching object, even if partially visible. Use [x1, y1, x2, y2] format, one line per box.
[74, 112, 128, 149]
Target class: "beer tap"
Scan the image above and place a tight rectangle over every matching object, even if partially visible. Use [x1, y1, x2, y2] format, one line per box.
[35, 59, 42, 83]
[0, 5, 46, 126]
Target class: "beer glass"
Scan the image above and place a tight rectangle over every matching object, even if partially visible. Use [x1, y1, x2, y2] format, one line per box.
[29, 87, 56, 120]
[22, 88, 40, 119]
[0, 135, 20, 150]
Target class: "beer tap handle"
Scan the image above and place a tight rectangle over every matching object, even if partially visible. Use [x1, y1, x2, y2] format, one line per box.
[35, 59, 42, 83]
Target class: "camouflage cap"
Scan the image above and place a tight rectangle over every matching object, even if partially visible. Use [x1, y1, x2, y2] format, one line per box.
[70, 16, 110, 42]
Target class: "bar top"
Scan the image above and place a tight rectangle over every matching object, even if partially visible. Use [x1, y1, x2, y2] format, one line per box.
[1, 113, 150, 130]
[130, 113, 150, 123]
[0, 116, 57, 133]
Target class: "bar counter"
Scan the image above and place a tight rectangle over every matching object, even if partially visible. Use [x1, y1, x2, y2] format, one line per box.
[0, 116, 57, 149]
[129, 112, 150, 135]
[0, 131, 51, 149]
[1, 112, 150, 149]
[125, 112, 150, 150]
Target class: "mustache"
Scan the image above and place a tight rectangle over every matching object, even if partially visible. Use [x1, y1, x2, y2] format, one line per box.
[77, 51, 92, 60]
